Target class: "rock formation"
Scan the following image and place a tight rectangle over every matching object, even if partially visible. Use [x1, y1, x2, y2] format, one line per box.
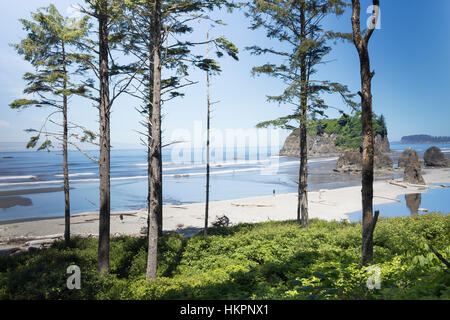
[375, 151, 394, 170]
[280, 131, 390, 158]
[374, 134, 391, 153]
[335, 149, 393, 173]
[335, 151, 362, 172]
[398, 147, 416, 168]
[423, 146, 450, 167]
[402, 148, 425, 184]
[279, 132, 340, 157]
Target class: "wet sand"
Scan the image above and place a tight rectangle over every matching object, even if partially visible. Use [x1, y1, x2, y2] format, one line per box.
[0, 196, 32, 209]
[0, 187, 65, 197]
[0, 187, 65, 209]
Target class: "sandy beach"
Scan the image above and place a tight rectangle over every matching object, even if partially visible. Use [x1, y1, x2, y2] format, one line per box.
[0, 167, 449, 250]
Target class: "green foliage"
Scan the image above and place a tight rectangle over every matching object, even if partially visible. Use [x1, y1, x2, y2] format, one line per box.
[1, 214, 448, 300]
[10, 4, 92, 149]
[26, 136, 40, 149]
[37, 139, 53, 151]
[9, 99, 40, 109]
[248, 0, 358, 130]
[305, 112, 388, 151]
[215, 37, 239, 61]
[122, 0, 239, 110]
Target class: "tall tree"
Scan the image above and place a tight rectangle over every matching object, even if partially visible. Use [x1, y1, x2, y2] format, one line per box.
[351, 0, 380, 267]
[97, 0, 111, 274]
[204, 30, 211, 237]
[80, 0, 135, 273]
[247, 0, 355, 227]
[124, 0, 239, 237]
[10, 5, 90, 246]
[123, 0, 238, 279]
[146, 0, 163, 280]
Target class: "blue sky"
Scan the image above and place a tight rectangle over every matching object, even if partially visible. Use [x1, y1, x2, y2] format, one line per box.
[0, 0, 449, 151]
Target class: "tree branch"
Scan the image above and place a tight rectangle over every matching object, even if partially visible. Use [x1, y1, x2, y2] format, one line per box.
[428, 243, 450, 270]
[364, 0, 380, 43]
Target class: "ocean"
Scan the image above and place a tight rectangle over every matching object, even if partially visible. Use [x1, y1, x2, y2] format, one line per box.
[390, 142, 450, 155]
[0, 143, 449, 222]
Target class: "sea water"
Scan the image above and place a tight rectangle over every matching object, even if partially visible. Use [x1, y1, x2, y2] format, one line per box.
[347, 187, 450, 222]
[0, 147, 342, 222]
[0, 143, 449, 222]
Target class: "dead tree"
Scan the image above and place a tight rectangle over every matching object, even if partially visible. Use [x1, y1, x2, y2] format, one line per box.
[351, 0, 380, 267]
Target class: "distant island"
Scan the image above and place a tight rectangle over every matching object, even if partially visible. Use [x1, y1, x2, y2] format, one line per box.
[400, 135, 450, 144]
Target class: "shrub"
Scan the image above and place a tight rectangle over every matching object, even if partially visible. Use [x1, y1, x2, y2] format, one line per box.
[0, 214, 448, 300]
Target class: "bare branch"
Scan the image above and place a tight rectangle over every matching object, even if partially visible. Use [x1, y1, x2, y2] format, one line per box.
[428, 243, 450, 270]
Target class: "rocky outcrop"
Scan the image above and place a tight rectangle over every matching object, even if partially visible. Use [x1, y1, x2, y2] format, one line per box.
[280, 131, 391, 157]
[423, 146, 450, 167]
[335, 151, 361, 172]
[335, 150, 393, 173]
[398, 147, 416, 168]
[374, 134, 391, 153]
[402, 148, 425, 184]
[279, 132, 341, 157]
[375, 151, 394, 170]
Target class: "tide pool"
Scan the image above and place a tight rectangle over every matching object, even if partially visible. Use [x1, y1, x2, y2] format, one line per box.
[347, 186, 450, 222]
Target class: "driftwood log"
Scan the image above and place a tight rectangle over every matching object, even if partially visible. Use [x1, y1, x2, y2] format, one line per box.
[212, 215, 230, 227]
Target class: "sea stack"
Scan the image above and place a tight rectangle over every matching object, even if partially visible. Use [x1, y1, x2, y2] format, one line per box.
[423, 146, 450, 167]
[335, 149, 393, 173]
[279, 132, 341, 157]
[402, 148, 425, 185]
[398, 147, 416, 168]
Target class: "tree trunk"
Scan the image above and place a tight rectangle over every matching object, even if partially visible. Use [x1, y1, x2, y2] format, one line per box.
[298, 107, 308, 227]
[351, 0, 380, 267]
[98, 3, 111, 273]
[62, 42, 71, 246]
[146, 0, 162, 280]
[297, 2, 309, 227]
[204, 31, 211, 236]
[146, 90, 153, 240]
[146, 14, 154, 239]
[359, 48, 375, 267]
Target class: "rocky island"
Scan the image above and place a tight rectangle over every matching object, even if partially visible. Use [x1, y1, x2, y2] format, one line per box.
[279, 113, 393, 172]
[400, 134, 450, 144]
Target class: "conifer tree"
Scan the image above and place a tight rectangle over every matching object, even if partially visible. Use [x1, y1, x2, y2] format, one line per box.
[10, 5, 90, 246]
[122, 0, 238, 279]
[79, 0, 136, 273]
[247, 0, 356, 227]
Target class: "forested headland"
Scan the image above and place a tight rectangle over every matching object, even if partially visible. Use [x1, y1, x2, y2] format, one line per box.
[400, 135, 450, 144]
[307, 113, 388, 151]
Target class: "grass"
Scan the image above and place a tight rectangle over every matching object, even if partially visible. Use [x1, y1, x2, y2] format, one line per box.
[0, 213, 448, 300]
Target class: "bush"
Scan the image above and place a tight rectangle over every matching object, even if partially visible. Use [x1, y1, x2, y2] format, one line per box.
[0, 214, 448, 300]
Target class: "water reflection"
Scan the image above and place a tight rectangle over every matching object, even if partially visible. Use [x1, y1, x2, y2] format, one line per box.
[405, 193, 421, 216]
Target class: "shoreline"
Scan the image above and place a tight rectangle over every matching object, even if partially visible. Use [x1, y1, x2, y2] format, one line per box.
[0, 164, 402, 225]
[0, 167, 449, 250]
